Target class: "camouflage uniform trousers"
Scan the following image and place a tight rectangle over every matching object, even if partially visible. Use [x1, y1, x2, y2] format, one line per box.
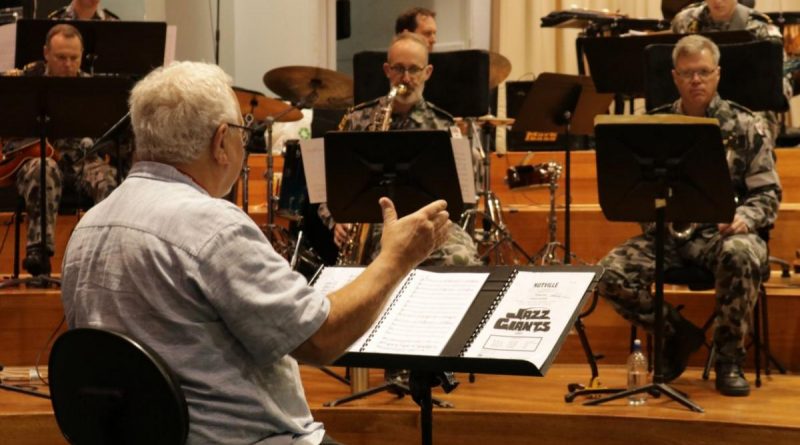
[16, 156, 117, 252]
[597, 228, 767, 363]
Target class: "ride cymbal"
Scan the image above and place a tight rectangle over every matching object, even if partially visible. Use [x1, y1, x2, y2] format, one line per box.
[264, 66, 354, 109]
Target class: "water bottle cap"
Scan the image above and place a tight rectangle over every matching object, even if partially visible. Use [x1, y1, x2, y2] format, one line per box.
[633, 339, 642, 351]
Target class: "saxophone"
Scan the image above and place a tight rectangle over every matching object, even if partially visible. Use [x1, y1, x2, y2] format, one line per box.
[336, 84, 408, 266]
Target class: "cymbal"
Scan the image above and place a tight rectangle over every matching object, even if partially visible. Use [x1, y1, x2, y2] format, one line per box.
[489, 52, 512, 89]
[233, 87, 303, 122]
[263, 66, 354, 110]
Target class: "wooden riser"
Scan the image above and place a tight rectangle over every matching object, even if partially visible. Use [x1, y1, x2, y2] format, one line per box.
[2, 282, 798, 372]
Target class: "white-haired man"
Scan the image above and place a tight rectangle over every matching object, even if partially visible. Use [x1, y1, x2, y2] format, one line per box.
[60, 61, 451, 444]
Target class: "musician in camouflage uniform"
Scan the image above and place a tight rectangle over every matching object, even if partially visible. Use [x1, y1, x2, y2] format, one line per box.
[0, 24, 117, 277]
[598, 36, 781, 397]
[671, 0, 791, 139]
[320, 32, 481, 267]
[48, 0, 119, 20]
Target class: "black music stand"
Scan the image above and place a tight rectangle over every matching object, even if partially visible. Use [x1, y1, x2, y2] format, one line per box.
[581, 31, 754, 113]
[330, 265, 602, 445]
[321, 130, 466, 409]
[15, 19, 166, 77]
[353, 49, 490, 117]
[586, 115, 736, 412]
[324, 130, 465, 223]
[513, 73, 611, 265]
[644, 39, 787, 112]
[0, 77, 131, 289]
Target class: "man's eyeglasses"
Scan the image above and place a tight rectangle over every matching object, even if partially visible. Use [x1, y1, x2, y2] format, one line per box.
[675, 67, 718, 80]
[226, 123, 255, 146]
[389, 64, 426, 77]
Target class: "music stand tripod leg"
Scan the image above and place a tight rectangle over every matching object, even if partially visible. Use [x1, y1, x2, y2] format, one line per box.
[323, 378, 453, 408]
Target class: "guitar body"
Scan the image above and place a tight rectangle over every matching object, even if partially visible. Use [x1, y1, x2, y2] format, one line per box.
[0, 139, 57, 188]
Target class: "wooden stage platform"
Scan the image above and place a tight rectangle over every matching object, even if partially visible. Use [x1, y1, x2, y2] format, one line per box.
[2, 364, 799, 445]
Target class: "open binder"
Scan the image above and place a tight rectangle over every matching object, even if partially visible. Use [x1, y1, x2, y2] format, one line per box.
[311, 265, 603, 377]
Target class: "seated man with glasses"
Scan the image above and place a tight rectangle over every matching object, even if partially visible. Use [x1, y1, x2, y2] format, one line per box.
[321, 31, 481, 267]
[596, 35, 781, 397]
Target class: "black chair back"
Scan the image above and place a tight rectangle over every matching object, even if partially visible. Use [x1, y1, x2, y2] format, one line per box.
[49, 328, 188, 445]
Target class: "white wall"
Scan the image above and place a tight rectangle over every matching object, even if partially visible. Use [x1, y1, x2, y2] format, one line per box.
[336, 0, 491, 76]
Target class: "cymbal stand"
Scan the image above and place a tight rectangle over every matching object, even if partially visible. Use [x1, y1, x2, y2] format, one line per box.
[460, 119, 533, 265]
[239, 113, 256, 213]
[531, 164, 567, 265]
[262, 91, 317, 257]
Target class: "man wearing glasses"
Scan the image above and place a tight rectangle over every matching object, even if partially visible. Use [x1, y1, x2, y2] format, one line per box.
[325, 31, 480, 267]
[597, 35, 781, 397]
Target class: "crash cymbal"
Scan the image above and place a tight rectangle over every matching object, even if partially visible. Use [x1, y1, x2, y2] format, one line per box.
[489, 52, 512, 89]
[233, 86, 303, 122]
[264, 66, 354, 110]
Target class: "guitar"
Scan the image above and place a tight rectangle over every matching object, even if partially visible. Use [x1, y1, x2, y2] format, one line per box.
[0, 139, 58, 188]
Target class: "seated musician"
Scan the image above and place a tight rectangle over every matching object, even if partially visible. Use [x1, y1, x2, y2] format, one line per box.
[395, 6, 437, 51]
[48, 0, 119, 20]
[672, 0, 791, 138]
[597, 35, 781, 397]
[320, 31, 481, 267]
[60, 60, 452, 444]
[0, 24, 118, 277]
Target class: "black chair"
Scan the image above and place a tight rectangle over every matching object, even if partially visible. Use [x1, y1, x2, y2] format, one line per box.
[49, 328, 189, 445]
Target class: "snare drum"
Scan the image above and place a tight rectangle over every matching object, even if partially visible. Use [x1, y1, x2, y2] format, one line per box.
[505, 162, 562, 189]
[277, 139, 308, 221]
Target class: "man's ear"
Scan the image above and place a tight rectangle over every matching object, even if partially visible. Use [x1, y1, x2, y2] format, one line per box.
[423, 63, 433, 81]
[211, 123, 229, 164]
[383, 62, 392, 78]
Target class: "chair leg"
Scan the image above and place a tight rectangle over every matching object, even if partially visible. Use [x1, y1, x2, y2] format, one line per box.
[759, 285, 787, 375]
[753, 296, 762, 388]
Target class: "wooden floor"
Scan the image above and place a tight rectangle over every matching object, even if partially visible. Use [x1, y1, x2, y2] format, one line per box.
[3, 364, 799, 445]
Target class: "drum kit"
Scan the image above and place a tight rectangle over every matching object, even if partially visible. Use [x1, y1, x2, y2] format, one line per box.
[237, 51, 547, 271]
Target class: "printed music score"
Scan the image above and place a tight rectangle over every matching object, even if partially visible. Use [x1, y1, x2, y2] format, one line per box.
[359, 271, 489, 355]
[464, 271, 595, 368]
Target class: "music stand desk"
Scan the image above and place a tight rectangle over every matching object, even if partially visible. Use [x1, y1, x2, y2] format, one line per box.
[324, 130, 465, 223]
[15, 19, 166, 77]
[581, 30, 754, 97]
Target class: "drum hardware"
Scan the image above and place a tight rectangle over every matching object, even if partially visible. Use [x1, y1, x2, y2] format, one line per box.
[459, 118, 534, 265]
[521, 162, 569, 265]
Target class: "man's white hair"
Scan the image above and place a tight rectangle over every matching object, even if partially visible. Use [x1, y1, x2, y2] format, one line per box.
[672, 34, 721, 67]
[129, 61, 239, 164]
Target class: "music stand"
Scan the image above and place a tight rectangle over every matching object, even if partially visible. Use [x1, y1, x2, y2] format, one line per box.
[581, 31, 755, 100]
[585, 114, 736, 412]
[15, 19, 166, 77]
[513, 73, 611, 265]
[324, 130, 465, 223]
[644, 39, 788, 112]
[322, 130, 465, 408]
[353, 49, 490, 117]
[0, 76, 131, 289]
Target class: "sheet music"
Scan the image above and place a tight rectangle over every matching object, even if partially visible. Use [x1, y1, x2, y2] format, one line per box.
[311, 266, 365, 295]
[451, 137, 476, 204]
[361, 270, 489, 356]
[464, 271, 595, 368]
[300, 138, 326, 203]
[0, 23, 15, 72]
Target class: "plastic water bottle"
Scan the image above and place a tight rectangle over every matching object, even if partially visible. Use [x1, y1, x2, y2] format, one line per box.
[627, 339, 648, 406]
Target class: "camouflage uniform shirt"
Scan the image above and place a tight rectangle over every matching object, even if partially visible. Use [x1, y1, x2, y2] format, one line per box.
[48, 5, 119, 20]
